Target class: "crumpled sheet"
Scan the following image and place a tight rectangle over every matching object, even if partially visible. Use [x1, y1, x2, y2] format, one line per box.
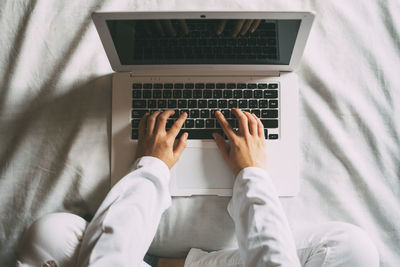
[0, 0, 399, 266]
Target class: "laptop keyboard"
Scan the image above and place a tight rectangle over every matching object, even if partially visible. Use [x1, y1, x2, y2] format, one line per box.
[131, 82, 279, 140]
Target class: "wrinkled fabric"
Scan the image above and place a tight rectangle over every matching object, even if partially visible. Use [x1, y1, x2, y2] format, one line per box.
[1, 1, 399, 267]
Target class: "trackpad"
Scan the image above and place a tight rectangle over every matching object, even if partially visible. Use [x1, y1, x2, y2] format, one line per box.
[174, 148, 234, 189]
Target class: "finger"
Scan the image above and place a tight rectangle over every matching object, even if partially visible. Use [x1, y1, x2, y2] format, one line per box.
[168, 111, 187, 137]
[213, 133, 229, 162]
[252, 113, 264, 137]
[173, 132, 188, 159]
[155, 109, 175, 133]
[216, 20, 227, 35]
[147, 110, 161, 135]
[250, 19, 261, 33]
[232, 19, 245, 37]
[138, 112, 149, 139]
[179, 20, 189, 35]
[152, 20, 165, 36]
[215, 110, 236, 140]
[162, 20, 176, 37]
[240, 20, 253, 35]
[233, 108, 249, 136]
[244, 111, 257, 136]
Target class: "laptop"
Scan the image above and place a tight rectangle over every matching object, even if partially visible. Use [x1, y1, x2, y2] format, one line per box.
[92, 11, 314, 197]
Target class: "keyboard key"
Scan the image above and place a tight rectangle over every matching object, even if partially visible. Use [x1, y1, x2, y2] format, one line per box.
[206, 83, 215, 89]
[185, 119, 195, 128]
[237, 83, 246, 89]
[227, 119, 236, 128]
[261, 109, 278, 118]
[193, 90, 202, 98]
[172, 110, 180, 118]
[257, 83, 268, 89]
[132, 100, 146, 108]
[249, 100, 258, 108]
[264, 90, 278, 98]
[183, 90, 192, 98]
[247, 83, 257, 89]
[239, 100, 247, 108]
[221, 109, 230, 118]
[269, 100, 278, 108]
[178, 129, 223, 139]
[195, 83, 205, 89]
[158, 100, 167, 108]
[143, 83, 152, 89]
[148, 100, 156, 108]
[173, 90, 182, 98]
[190, 110, 199, 118]
[233, 90, 242, 98]
[174, 83, 184, 89]
[195, 119, 205, 128]
[185, 83, 194, 89]
[264, 129, 268, 138]
[132, 109, 148, 118]
[244, 90, 253, 98]
[163, 90, 172, 98]
[223, 90, 233, 98]
[228, 99, 237, 108]
[268, 83, 278, 89]
[200, 109, 209, 118]
[164, 83, 173, 89]
[166, 119, 174, 129]
[210, 109, 218, 118]
[254, 90, 263, 98]
[180, 109, 189, 116]
[213, 90, 222, 98]
[216, 83, 225, 89]
[206, 119, 215, 128]
[188, 100, 197, 108]
[132, 129, 139, 139]
[131, 119, 140, 128]
[178, 100, 187, 108]
[153, 90, 162, 98]
[132, 83, 142, 89]
[132, 90, 142, 99]
[143, 90, 152, 98]
[203, 90, 212, 98]
[218, 100, 228, 108]
[198, 100, 207, 108]
[259, 100, 268, 108]
[227, 83, 236, 89]
[208, 100, 217, 108]
[261, 119, 278, 128]
[269, 134, 278, 139]
[168, 100, 177, 108]
[251, 109, 260, 117]
[154, 83, 163, 89]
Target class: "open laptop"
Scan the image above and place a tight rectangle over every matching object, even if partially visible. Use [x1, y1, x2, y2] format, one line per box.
[92, 11, 314, 197]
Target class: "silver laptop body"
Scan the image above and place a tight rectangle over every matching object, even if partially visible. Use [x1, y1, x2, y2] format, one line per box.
[92, 11, 314, 197]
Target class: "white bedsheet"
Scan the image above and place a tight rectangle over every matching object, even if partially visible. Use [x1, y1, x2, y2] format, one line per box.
[0, 1, 399, 266]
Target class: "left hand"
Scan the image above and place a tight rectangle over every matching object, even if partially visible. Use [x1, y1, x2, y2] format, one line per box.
[135, 110, 188, 169]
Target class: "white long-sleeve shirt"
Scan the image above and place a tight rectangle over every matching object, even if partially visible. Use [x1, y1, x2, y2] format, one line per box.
[76, 156, 300, 267]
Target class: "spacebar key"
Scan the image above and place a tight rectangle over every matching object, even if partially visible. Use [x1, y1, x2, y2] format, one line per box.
[177, 129, 223, 139]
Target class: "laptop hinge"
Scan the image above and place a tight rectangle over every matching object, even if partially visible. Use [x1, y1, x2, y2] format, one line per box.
[128, 70, 280, 77]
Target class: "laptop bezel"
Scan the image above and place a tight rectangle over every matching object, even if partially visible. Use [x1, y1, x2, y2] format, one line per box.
[92, 11, 314, 72]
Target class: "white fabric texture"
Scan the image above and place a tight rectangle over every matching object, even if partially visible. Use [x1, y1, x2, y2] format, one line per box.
[1, 1, 399, 267]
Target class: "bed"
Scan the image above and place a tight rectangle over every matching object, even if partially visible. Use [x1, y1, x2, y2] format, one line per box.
[0, 0, 399, 266]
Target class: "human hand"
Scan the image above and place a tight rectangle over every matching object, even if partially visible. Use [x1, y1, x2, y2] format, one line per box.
[216, 19, 261, 37]
[135, 110, 188, 169]
[213, 108, 267, 175]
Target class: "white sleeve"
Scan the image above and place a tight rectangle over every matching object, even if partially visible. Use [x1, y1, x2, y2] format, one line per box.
[227, 167, 301, 267]
[77, 156, 171, 267]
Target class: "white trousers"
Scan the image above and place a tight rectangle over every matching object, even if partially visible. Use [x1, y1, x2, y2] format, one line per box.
[17, 212, 379, 267]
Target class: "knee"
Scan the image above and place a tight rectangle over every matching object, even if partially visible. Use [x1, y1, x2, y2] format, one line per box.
[321, 222, 379, 267]
[18, 212, 88, 267]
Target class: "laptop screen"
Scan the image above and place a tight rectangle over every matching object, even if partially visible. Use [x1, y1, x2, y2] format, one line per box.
[106, 19, 300, 65]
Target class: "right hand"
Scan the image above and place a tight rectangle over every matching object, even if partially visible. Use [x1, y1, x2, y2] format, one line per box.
[213, 108, 267, 175]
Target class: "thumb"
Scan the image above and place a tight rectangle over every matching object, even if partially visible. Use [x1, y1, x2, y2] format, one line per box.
[173, 132, 188, 159]
[213, 133, 229, 162]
